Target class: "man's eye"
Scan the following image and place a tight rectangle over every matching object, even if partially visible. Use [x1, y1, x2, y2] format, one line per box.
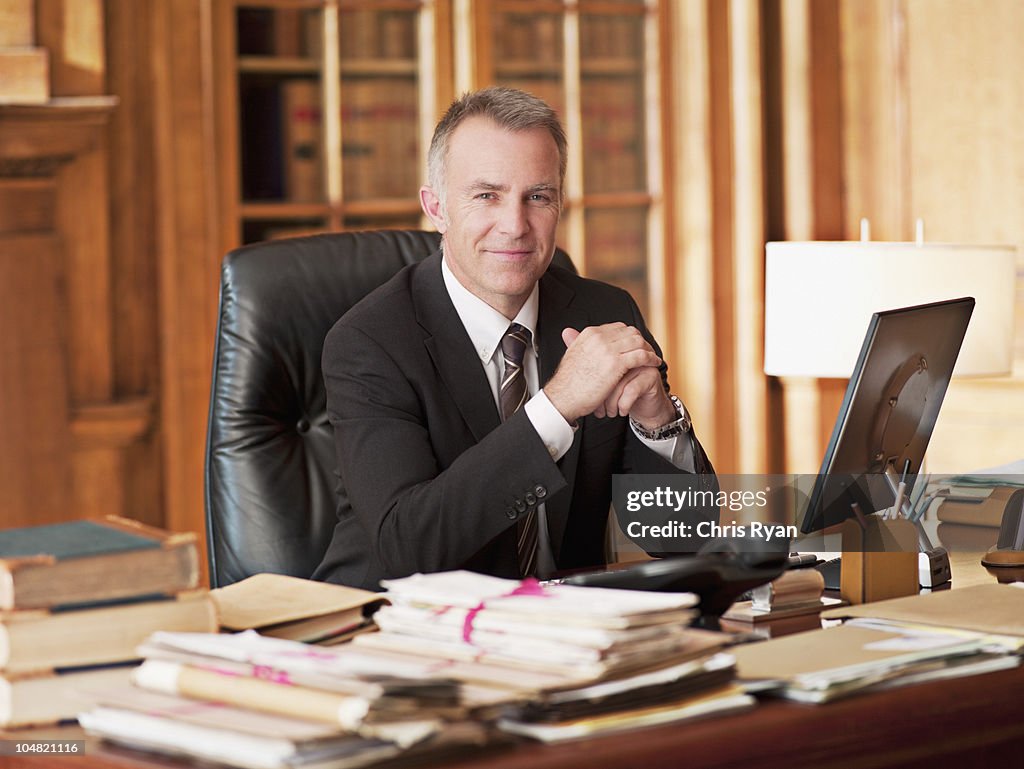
[529, 194, 551, 203]
[476, 192, 496, 200]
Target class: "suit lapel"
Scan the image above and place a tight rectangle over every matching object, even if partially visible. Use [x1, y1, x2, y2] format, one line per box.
[537, 271, 588, 559]
[414, 254, 501, 443]
[413, 257, 592, 563]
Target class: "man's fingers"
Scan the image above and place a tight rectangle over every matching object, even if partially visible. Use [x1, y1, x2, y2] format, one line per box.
[609, 369, 649, 417]
[619, 348, 662, 372]
[567, 324, 653, 355]
[548, 323, 662, 423]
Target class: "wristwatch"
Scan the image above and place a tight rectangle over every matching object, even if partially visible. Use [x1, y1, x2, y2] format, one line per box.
[630, 394, 691, 441]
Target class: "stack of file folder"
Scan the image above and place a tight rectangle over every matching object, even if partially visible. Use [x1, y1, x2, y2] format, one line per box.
[354, 571, 755, 742]
[78, 630, 489, 769]
[733, 582, 1024, 704]
[79, 569, 763, 762]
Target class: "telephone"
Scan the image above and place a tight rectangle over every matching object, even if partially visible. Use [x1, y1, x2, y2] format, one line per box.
[561, 536, 787, 620]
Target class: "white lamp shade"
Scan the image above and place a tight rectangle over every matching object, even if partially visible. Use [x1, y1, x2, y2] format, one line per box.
[764, 241, 1017, 378]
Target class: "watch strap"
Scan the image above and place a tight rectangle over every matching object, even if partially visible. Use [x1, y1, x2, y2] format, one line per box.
[630, 394, 691, 441]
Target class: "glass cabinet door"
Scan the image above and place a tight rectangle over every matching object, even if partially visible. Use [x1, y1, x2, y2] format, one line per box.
[221, 1, 436, 245]
[479, 0, 662, 321]
[339, 5, 422, 226]
[580, 7, 651, 312]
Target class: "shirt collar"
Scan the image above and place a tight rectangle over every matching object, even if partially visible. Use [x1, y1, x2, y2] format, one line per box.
[441, 256, 539, 365]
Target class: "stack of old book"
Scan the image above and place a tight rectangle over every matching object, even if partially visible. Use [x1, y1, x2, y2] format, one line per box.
[354, 570, 755, 742]
[78, 629, 488, 769]
[0, 516, 217, 728]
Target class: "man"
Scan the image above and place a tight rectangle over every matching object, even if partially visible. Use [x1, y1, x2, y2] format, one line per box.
[314, 87, 713, 590]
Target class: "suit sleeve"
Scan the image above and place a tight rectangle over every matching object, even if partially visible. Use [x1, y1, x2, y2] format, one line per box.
[322, 322, 567, 577]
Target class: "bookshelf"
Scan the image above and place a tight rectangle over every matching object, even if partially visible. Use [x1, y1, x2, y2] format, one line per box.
[214, 0, 664, 322]
[215, 1, 441, 246]
[471, 0, 664, 323]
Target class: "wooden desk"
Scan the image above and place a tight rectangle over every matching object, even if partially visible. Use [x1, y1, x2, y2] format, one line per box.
[11, 663, 1024, 769]
[10, 555, 1019, 769]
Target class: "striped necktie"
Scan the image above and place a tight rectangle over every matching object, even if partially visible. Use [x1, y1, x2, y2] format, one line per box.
[499, 323, 538, 575]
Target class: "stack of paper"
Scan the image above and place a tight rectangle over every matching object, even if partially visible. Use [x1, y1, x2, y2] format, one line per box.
[352, 571, 755, 741]
[78, 629, 489, 769]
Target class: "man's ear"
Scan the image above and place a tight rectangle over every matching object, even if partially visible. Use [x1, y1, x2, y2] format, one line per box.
[419, 185, 447, 233]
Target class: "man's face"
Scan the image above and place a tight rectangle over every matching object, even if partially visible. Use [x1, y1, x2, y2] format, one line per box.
[420, 116, 562, 319]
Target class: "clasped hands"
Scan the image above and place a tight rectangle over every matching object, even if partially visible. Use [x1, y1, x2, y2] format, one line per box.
[544, 322, 676, 431]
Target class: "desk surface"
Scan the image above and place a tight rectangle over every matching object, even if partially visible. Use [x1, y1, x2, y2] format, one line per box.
[9, 553, 1019, 769]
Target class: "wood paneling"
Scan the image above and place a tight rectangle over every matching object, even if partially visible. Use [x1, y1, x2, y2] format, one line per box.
[0, 232, 72, 526]
[150, 0, 222, 578]
[765, 0, 844, 473]
[667, 0, 717, 463]
[106, 0, 163, 526]
[726, 0, 767, 474]
[0, 99, 157, 528]
[668, 0, 769, 474]
[771, 0, 1024, 475]
[36, 0, 106, 95]
[900, 0, 1024, 473]
[0, 0, 35, 47]
[0, 2, 161, 532]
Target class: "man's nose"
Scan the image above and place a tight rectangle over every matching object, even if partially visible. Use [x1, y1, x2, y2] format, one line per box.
[496, 200, 530, 236]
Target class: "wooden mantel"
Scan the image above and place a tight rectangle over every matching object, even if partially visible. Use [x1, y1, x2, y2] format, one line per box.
[0, 97, 117, 159]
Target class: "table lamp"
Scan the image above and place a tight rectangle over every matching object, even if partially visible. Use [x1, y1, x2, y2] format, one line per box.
[765, 222, 1016, 380]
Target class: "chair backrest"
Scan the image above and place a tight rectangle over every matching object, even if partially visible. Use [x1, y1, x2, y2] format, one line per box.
[204, 230, 574, 587]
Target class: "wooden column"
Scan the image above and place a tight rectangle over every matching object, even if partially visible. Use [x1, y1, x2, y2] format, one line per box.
[0, 99, 155, 527]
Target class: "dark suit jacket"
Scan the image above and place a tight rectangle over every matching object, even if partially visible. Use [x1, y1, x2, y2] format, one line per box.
[313, 252, 714, 590]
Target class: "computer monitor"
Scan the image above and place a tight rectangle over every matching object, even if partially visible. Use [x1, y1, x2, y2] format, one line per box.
[800, 297, 975, 534]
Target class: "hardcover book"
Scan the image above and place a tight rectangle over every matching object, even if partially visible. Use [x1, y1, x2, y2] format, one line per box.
[0, 516, 200, 610]
[0, 663, 136, 728]
[0, 590, 217, 675]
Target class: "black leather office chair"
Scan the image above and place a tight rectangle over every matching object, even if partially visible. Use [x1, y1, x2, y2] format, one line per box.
[204, 230, 574, 588]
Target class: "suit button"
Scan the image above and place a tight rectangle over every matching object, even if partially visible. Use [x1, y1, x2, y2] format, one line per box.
[525, 492, 537, 505]
[534, 485, 547, 498]
[505, 508, 517, 520]
[514, 499, 527, 513]
[296, 418, 311, 433]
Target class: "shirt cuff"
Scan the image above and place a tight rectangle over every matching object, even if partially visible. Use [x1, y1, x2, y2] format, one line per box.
[526, 389, 576, 461]
[631, 424, 697, 472]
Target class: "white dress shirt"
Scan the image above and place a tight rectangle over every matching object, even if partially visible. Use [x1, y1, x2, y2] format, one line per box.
[441, 258, 690, 577]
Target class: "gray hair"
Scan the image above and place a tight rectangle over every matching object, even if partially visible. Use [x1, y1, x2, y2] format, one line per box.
[426, 86, 568, 210]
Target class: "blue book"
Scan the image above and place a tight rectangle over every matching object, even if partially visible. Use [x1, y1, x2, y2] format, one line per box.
[0, 516, 199, 610]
